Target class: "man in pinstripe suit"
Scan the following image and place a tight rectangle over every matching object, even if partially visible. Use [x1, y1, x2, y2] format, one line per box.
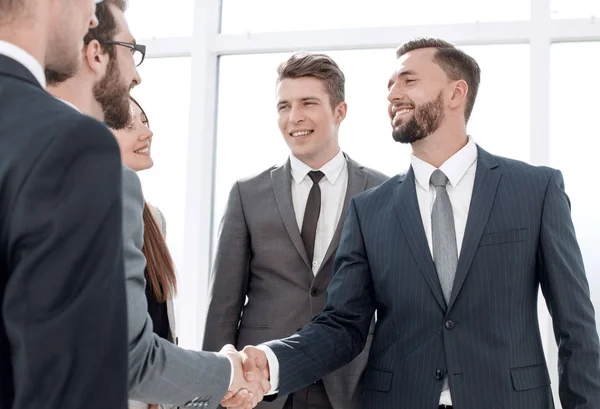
[232, 38, 600, 409]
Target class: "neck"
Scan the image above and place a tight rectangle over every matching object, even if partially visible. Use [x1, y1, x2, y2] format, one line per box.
[47, 78, 103, 121]
[300, 146, 340, 170]
[411, 121, 468, 168]
[0, 26, 46, 69]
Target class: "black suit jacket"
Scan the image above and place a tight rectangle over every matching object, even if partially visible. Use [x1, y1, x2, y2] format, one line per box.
[0, 54, 128, 408]
[265, 147, 600, 409]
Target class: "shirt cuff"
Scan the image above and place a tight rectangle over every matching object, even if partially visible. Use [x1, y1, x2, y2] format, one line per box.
[223, 354, 235, 389]
[257, 345, 280, 394]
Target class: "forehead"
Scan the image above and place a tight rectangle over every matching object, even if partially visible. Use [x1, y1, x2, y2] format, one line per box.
[392, 48, 444, 78]
[276, 77, 329, 100]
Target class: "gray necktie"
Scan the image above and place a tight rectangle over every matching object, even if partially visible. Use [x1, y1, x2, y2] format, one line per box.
[430, 169, 458, 304]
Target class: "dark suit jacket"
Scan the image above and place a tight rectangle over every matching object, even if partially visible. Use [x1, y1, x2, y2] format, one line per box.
[0, 54, 128, 409]
[203, 155, 388, 409]
[265, 147, 600, 409]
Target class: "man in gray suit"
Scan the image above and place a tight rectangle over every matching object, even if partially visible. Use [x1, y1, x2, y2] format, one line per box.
[45, 1, 269, 408]
[240, 38, 600, 409]
[204, 52, 387, 409]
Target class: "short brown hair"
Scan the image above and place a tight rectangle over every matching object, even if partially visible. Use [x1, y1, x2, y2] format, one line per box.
[84, 0, 127, 58]
[276, 52, 345, 110]
[45, 0, 128, 85]
[396, 37, 481, 122]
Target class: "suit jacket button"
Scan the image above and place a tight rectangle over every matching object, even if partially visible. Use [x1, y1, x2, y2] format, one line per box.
[434, 369, 445, 380]
[310, 288, 319, 296]
[444, 320, 455, 330]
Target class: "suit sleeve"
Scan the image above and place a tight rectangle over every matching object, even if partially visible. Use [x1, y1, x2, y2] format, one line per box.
[121, 167, 231, 409]
[5, 117, 128, 409]
[203, 182, 251, 351]
[538, 169, 600, 408]
[264, 197, 376, 396]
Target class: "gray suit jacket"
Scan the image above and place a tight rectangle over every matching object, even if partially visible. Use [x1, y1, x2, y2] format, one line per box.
[203, 155, 388, 409]
[122, 166, 231, 409]
[265, 147, 600, 409]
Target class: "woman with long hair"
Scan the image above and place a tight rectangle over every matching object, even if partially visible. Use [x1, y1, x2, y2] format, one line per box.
[112, 97, 177, 409]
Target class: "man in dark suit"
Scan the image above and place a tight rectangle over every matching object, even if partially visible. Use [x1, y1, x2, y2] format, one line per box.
[204, 52, 387, 409]
[45, 2, 269, 408]
[0, 0, 129, 408]
[240, 38, 600, 409]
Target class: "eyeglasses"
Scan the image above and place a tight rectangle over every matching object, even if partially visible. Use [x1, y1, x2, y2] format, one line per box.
[101, 41, 146, 67]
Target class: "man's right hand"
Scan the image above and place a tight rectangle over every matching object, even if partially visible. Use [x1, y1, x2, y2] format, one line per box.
[220, 345, 270, 408]
[241, 346, 270, 385]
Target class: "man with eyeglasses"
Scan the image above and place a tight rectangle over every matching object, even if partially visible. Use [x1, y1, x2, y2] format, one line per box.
[0, 0, 129, 408]
[46, 0, 143, 128]
[46, 2, 269, 409]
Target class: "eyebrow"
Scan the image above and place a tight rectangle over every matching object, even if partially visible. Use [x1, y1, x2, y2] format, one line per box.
[277, 97, 321, 106]
[387, 70, 418, 89]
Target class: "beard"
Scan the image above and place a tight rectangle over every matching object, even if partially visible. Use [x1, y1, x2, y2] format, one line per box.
[391, 91, 445, 144]
[93, 57, 132, 129]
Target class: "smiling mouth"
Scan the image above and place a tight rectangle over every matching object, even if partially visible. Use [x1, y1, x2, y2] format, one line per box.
[394, 107, 413, 117]
[290, 130, 314, 137]
[134, 146, 149, 154]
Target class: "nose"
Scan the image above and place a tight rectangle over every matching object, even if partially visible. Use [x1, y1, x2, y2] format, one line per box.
[387, 82, 403, 104]
[288, 104, 304, 124]
[131, 67, 142, 88]
[141, 127, 153, 140]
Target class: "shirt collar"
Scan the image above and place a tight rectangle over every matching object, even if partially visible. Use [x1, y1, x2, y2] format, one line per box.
[0, 40, 46, 88]
[411, 136, 478, 191]
[290, 150, 346, 185]
[56, 97, 82, 113]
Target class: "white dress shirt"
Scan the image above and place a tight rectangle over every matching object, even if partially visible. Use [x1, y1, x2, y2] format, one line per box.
[261, 139, 478, 401]
[260, 150, 348, 393]
[0, 40, 46, 88]
[290, 150, 348, 274]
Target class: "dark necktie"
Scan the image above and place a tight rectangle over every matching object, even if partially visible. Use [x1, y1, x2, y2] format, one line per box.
[301, 170, 325, 264]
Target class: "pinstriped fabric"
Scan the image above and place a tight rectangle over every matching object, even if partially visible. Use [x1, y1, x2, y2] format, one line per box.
[265, 146, 600, 409]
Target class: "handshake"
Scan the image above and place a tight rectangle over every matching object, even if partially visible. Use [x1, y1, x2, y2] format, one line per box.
[219, 344, 271, 409]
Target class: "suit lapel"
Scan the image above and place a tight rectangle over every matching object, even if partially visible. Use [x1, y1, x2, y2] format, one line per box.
[316, 156, 368, 276]
[447, 147, 501, 310]
[271, 160, 312, 271]
[394, 168, 447, 311]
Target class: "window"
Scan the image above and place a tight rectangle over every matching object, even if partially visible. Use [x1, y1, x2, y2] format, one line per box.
[131, 57, 192, 273]
[213, 44, 530, 238]
[550, 42, 600, 310]
[221, 0, 529, 34]
[126, 0, 195, 38]
[551, 0, 600, 18]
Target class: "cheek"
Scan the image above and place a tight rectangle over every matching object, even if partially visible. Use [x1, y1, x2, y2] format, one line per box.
[278, 116, 288, 133]
[116, 135, 137, 154]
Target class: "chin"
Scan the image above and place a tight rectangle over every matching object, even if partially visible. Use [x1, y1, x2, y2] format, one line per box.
[139, 160, 154, 171]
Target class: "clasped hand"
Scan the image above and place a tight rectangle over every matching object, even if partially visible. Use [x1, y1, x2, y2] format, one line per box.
[219, 345, 270, 409]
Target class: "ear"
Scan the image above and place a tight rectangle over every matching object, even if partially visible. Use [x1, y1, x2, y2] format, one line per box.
[449, 79, 468, 111]
[83, 40, 109, 78]
[333, 101, 348, 124]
